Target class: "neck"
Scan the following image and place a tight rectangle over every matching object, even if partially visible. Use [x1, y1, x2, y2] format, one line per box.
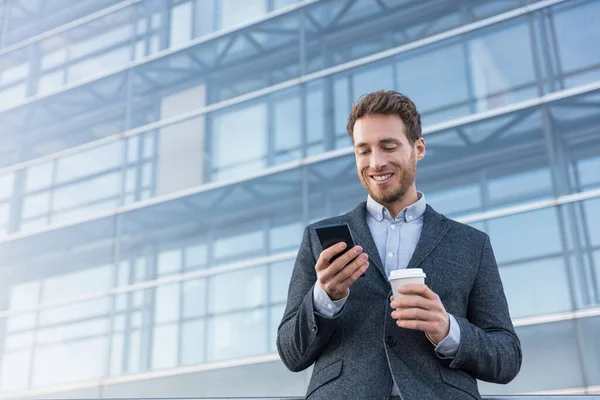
[386, 187, 419, 219]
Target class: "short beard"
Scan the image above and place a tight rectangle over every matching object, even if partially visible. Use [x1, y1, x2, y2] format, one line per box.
[363, 150, 416, 206]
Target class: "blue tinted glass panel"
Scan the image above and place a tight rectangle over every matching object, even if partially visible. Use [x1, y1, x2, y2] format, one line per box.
[207, 309, 267, 362]
[152, 324, 178, 370]
[209, 266, 267, 314]
[552, 0, 600, 87]
[500, 256, 572, 318]
[488, 207, 563, 265]
[181, 319, 205, 365]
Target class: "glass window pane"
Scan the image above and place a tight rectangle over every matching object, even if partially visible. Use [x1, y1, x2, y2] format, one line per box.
[52, 173, 122, 213]
[352, 63, 393, 103]
[170, 2, 192, 48]
[500, 257, 571, 318]
[552, 0, 600, 87]
[212, 103, 267, 180]
[128, 329, 141, 373]
[185, 242, 207, 270]
[488, 208, 563, 265]
[8, 280, 40, 310]
[269, 304, 286, 352]
[396, 43, 469, 124]
[0, 350, 31, 391]
[25, 163, 53, 192]
[220, 0, 267, 29]
[209, 266, 267, 314]
[0, 174, 13, 200]
[22, 192, 50, 219]
[207, 309, 267, 362]
[56, 142, 123, 184]
[274, 91, 301, 164]
[214, 228, 264, 261]
[5, 331, 34, 351]
[152, 324, 178, 370]
[306, 81, 325, 155]
[584, 198, 600, 247]
[270, 261, 294, 304]
[39, 299, 110, 326]
[182, 279, 207, 318]
[110, 332, 124, 376]
[468, 21, 537, 112]
[157, 248, 182, 276]
[270, 221, 302, 252]
[42, 265, 113, 302]
[32, 338, 107, 387]
[154, 284, 180, 323]
[181, 319, 205, 365]
[37, 319, 109, 346]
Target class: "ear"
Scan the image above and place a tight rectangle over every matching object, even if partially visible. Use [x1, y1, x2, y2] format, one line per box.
[415, 138, 426, 161]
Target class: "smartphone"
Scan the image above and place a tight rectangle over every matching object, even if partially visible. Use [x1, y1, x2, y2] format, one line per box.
[315, 223, 365, 277]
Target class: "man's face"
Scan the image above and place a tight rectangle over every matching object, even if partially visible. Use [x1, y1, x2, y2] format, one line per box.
[353, 114, 425, 206]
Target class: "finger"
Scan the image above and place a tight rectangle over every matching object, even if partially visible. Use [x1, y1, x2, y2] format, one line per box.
[316, 242, 348, 272]
[340, 258, 369, 285]
[396, 318, 435, 332]
[330, 245, 365, 272]
[392, 295, 433, 310]
[317, 250, 364, 286]
[391, 308, 437, 322]
[397, 284, 438, 301]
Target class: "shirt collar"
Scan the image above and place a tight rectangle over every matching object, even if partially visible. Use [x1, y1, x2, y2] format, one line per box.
[366, 191, 426, 223]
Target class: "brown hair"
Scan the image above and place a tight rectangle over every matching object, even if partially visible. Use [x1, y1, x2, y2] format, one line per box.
[346, 90, 422, 144]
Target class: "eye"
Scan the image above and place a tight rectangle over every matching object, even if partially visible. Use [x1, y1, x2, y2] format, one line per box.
[357, 149, 370, 156]
[383, 146, 397, 152]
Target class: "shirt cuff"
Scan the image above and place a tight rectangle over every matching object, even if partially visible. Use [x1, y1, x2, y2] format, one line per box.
[426, 313, 461, 358]
[312, 284, 348, 318]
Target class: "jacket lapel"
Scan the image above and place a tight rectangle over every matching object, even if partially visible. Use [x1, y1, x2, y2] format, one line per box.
[344, 202, 387, 281]
[407, 205, 450, 270]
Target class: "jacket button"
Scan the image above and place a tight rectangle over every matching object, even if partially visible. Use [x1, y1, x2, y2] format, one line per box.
[386, 336, 397, 346]
[311, 324, 317, 332]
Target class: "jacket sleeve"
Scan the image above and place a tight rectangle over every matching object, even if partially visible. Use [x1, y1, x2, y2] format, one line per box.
[276, 226, 344, 372]
[449, 234, 523, 384]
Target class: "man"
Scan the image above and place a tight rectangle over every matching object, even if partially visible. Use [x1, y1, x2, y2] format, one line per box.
[276, 90, 522, 399]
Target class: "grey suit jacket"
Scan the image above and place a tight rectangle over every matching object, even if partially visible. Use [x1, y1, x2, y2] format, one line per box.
[276, 202, 522, 400]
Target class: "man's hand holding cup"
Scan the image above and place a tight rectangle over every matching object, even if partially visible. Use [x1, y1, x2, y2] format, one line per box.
[316, 243, 369, 300]
[388, 269, 450, 344]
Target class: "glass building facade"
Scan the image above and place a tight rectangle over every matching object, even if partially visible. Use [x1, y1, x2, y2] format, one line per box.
[0, 0, 599, 398]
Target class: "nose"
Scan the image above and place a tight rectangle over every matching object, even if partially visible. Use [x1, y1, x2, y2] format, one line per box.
[369, 149, 387, 170]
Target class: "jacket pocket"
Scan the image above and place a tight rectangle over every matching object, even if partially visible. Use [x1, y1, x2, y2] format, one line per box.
[306, 359, 343, 398]
[439, 366, 480, 399]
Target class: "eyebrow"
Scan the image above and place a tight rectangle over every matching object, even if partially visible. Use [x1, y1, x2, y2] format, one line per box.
[355, 138, 401, 148]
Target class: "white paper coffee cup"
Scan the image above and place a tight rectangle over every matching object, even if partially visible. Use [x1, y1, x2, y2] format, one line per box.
[388, 268, 426, 300]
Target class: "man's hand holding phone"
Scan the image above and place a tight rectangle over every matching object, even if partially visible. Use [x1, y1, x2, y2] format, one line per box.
[315, 242, 369, 300]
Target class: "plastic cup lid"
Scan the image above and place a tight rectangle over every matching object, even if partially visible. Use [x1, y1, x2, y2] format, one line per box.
[388, 268, 426, 280]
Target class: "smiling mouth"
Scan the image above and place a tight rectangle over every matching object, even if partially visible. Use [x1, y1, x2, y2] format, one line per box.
[370, 173, 393, 183]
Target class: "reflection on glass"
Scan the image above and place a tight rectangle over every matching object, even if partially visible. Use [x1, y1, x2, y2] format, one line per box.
[152, 324, 178, 370]
[0, 350, 31, 391]
[488, 208, 563, 265]
[42, 265, 113, 303]
[158, 249, 182, 276]
[552, 0, 600, 87]
[32, 337, 106, 387]
[500, 257, 572, 318]
[270, 261, 294, 304]
[209, 266, 267, 314]
[183, 279, 207, 318]
[207, 309, 267, 362]
[181, 319, 205, 365]
[212, 103, 267, 180]
[154, 284, 180, 324]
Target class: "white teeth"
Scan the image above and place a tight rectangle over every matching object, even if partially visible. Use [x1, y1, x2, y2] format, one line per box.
[373, 174, 392, 181]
